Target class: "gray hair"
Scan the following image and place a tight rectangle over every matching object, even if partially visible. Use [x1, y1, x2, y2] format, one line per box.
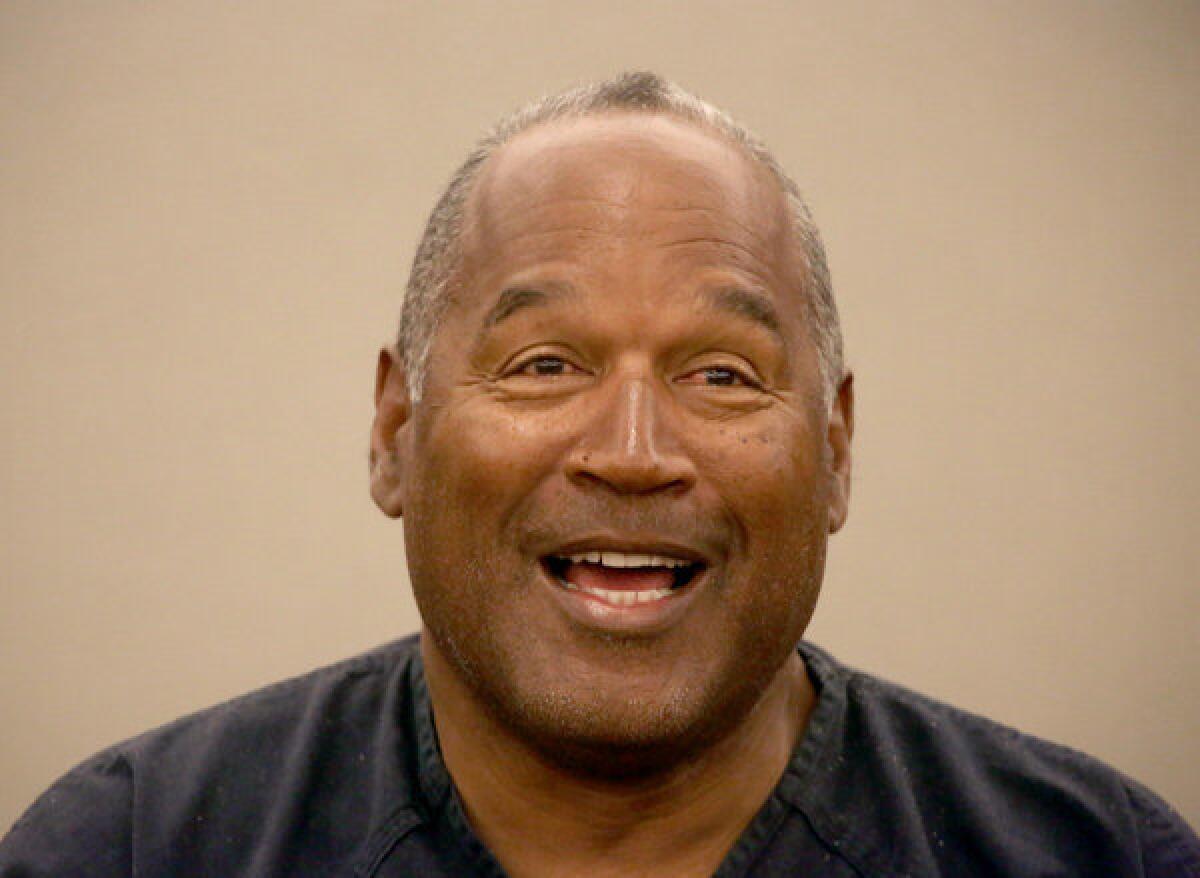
[398, 71, 843, 406]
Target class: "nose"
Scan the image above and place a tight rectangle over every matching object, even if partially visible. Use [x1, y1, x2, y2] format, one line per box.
[565, 376, 697, 495]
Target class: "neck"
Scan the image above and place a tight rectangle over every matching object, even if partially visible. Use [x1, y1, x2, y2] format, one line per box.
[422, 634, 814, 878]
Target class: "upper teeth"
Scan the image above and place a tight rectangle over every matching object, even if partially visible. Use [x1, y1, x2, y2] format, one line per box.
[564, 551, 691, 568]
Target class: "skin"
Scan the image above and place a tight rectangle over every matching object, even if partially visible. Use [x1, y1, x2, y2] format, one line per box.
[370, 113, 853, 877]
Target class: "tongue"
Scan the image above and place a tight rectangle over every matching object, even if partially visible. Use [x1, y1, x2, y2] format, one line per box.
[565, 562, 675, 592]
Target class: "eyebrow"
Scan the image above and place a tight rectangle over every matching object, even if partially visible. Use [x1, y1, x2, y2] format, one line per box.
[704, 286, 784, 341]
[481, 286, 570, 329]
[477, 282, 784, 343]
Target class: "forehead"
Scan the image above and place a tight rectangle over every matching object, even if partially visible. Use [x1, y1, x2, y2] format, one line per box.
[459, 113, 801, 292]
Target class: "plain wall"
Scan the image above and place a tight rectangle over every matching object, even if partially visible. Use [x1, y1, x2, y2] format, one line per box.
[2, 1, 1197, 830]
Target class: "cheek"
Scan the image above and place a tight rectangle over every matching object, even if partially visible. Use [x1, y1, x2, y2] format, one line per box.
[414, 402, 569, 523]
[693, 420, 826, 520]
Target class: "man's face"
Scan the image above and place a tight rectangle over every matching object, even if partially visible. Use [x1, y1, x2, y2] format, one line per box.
[374, 114, 851, 767]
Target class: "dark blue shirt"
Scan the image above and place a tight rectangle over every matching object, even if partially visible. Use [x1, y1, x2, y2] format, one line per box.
[2, 636, 1197, 876]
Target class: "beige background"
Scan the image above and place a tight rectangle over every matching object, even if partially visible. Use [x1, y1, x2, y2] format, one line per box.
[2, 1, 1197, 831]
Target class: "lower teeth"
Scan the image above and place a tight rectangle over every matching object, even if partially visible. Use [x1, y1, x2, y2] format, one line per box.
[559, 580, 673, 606]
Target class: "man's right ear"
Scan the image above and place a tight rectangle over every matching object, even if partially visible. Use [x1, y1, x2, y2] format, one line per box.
[369, 346, 411, 518]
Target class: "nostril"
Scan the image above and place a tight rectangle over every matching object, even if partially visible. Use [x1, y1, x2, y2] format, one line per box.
[567, 449, 696, 496]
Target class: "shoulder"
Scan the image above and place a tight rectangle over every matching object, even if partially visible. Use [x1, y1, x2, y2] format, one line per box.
[114, 634, 420, 770]
[0, 636, 424, 877]
[0, 748, 135, 877]
[793, 643, 1200, 876]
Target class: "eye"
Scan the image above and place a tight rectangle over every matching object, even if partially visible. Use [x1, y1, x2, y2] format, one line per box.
[698, 366, 740, 386]
[522, 356, 568, 376]
[678, 363, 760, 389]
[510, 354, 583, 378]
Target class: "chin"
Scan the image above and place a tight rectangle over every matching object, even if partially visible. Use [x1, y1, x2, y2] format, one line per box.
[505, 693, 722, 780]
[473, 652, 775, 780]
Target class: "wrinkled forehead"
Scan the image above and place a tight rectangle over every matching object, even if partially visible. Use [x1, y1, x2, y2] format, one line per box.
[460, 113, 798, 272]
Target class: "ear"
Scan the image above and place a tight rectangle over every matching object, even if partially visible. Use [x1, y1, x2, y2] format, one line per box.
[826, 372, 854, 534]
[369, 346, 411, 518]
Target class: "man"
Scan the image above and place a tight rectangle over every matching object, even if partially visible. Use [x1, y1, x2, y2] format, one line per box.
[2, 71, 1197, 877]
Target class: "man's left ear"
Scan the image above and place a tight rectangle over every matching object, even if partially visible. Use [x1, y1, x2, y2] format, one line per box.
[826, 372, 854, 534]
[369, 346, 412, 519]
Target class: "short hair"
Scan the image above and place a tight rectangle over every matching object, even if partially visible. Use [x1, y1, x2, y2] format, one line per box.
[398, 71, 843, 406]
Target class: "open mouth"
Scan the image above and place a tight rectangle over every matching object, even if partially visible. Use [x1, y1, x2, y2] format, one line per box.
[542, 551, 704, 607]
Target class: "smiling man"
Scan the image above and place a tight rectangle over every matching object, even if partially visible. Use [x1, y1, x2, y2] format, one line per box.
[368, 101, 843, 876]
[2, 72, 1197, 877]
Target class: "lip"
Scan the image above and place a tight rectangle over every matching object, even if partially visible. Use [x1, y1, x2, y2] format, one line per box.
[537, 536, 711, 635]
[545, 535, 713, 567]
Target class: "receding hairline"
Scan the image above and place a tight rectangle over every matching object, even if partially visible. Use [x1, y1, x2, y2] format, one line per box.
[455, 109, 808, 294]
[397, 72, 843, 406]
[475, 109, 779, 184]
